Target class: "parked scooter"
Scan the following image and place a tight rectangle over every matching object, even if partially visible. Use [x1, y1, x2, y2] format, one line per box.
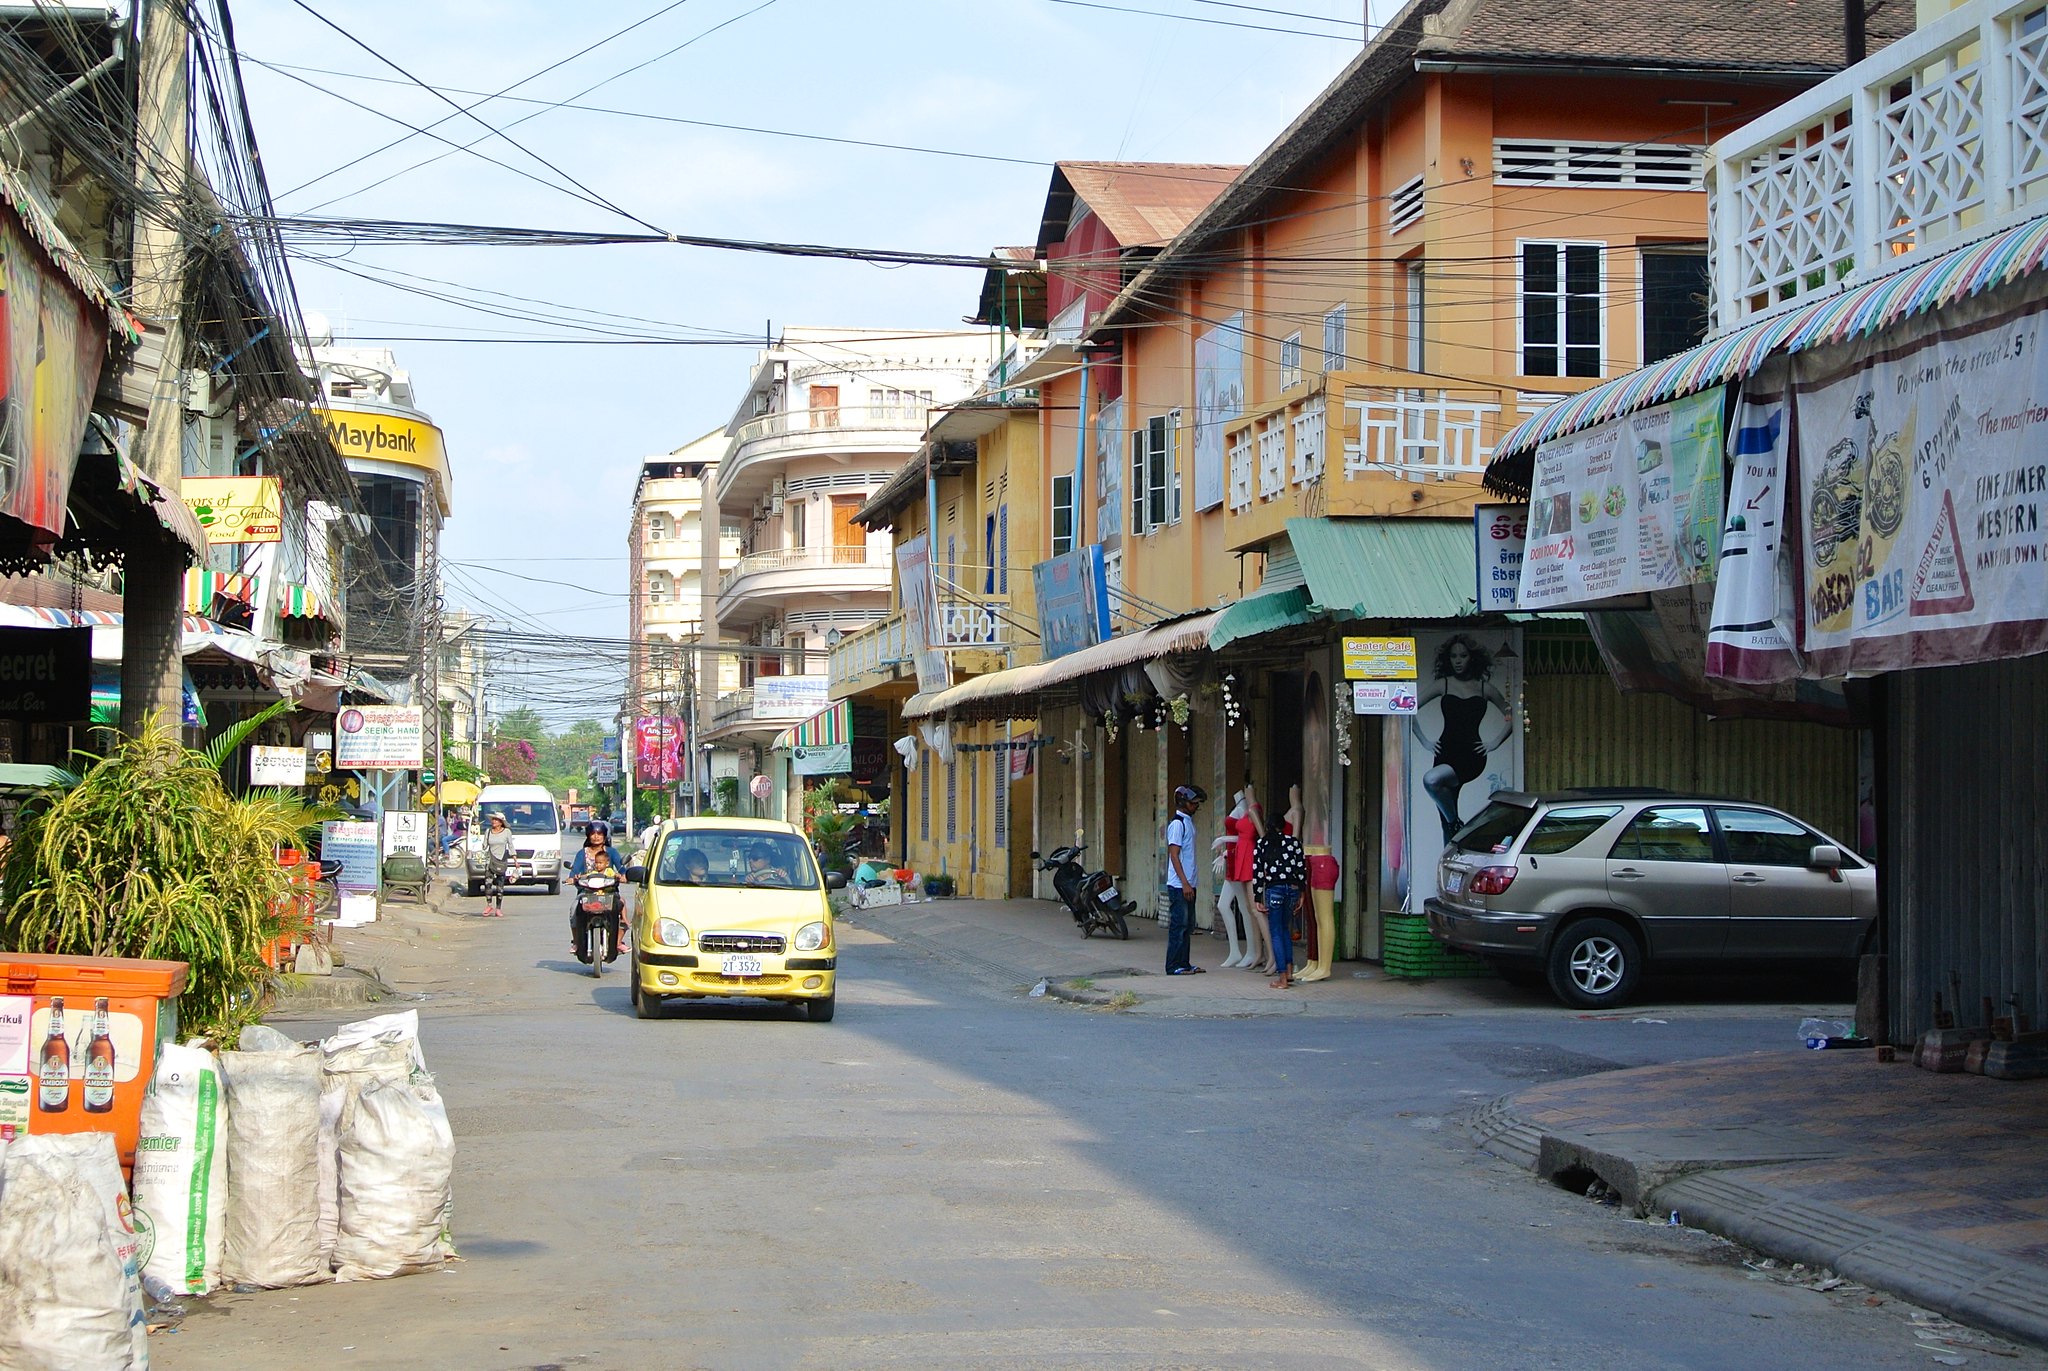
[1032, 844, 1134, 940]
[571, 869, 623, 977]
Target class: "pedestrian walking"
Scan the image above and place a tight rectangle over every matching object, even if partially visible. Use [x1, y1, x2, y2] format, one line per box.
[1253, 816, 1307, 989]
[480, 813, 514, 916]
[1164, 784, 1206, 976]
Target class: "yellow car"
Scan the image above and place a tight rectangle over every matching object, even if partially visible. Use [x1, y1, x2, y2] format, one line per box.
[627, 818, 840, 1022]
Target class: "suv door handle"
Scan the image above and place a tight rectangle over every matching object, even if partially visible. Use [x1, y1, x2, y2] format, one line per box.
[1612, 867, 1645, 880]
[1732, 873, 1766, 884]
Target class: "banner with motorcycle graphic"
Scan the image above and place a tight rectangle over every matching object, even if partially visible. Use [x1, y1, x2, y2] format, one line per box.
[1788, 286, 2048, 676]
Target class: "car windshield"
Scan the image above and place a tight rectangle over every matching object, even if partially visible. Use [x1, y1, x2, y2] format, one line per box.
[478, 801, 558, 835]
[1449, 800, 1533, 855]
[654, 830, 819, 891]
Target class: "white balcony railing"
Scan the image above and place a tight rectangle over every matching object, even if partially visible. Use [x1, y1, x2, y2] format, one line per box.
[828, 611, 908, 691]
[716, 545, 892, 596]
[1709, 0, 2048, 327]
[711, 688, 753, 728]
[937, 597, 1007, 647]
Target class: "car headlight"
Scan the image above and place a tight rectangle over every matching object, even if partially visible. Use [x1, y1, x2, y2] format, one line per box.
[794, 921, 827, 952]
[655, 918, 691, 948]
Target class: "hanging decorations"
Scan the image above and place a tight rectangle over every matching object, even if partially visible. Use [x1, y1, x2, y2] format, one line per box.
[1167, 693, 1192, 730]
[1100, 712, 1119, 745]
[1333, 682, 1354, 768]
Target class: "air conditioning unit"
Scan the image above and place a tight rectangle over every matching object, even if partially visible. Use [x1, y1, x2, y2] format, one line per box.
[768, 477, 786, 496]
[768, 494, 784, 515]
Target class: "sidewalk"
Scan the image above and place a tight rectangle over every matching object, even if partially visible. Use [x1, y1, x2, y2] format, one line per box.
[843, 893, 2048, 1349]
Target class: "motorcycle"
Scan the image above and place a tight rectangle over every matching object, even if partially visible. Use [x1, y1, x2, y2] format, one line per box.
[571, 870, 623, 977]
[1032, 844, 1133, 940]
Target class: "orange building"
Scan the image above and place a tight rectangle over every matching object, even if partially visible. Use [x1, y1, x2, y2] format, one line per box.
[902, 1, 1898, 957]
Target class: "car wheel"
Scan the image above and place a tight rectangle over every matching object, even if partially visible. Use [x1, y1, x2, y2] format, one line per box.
[545, 879, 560, 896]
[1546, 918, 1642, 1008]
[806, 991, 836, 1023]
[466, 879, 481, 898]
[633, 981, 662, 1019]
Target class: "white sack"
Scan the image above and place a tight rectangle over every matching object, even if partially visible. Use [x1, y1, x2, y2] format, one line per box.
[131, 1044, 229, 1296]
[236, 1024, 299, 1053]
[333, 1078, 455, 1280]
[219, 1044, 325, 1287]
[0, 1133, 148, 1371]
[316, 1038, 411, 1267]
[321, 1010, 428, 1078]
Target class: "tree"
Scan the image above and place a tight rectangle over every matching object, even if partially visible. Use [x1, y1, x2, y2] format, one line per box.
[493, 706, 546, 746]
[486, 736, 538, 785]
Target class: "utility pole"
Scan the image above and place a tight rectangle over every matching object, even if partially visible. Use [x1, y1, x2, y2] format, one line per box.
[121, 0, 192, 736]
[1845, 0, 1865, 64]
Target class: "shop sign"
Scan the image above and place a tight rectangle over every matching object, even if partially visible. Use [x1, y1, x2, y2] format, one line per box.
[314, 406, 451, 491]
[895, 535, 950, 693]
[1032, 544, 1111, 661]
[634, 717, 681, 784]
[590, 752, 619, 785]
[1352, 680, 1418, 714]
[1396, 630, 1525, 909]
[334, 705, 424, 770]
[0, 995, 25, 1131]
[791, 742, 851, 776]
[249, 745, 307, 787]
[1342, 636, 1416, 680]
[849, 704, 888, 786]
[1771, 295, 2048, 676]
[320, 819, 381, 892]
[0, 627, 88, 722]
[0, 209, 106, 537]
[753, 674, 829, 720]
[1518, 387, 1725, 610]
[1475, 504, 1527, 613]
[181, 476, 283, 543]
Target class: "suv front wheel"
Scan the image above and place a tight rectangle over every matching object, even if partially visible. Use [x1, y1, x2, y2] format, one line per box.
[1546, 917, 1641, 1008]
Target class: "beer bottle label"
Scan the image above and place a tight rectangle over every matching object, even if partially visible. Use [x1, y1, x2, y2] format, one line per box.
[38, 1051, 68, 1111]
[84, 1058, 114, 1110]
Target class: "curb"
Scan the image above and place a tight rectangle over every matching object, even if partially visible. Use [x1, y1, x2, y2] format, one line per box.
[269, 965, 396, 1014]
[1466, 1094, 2048, 1350]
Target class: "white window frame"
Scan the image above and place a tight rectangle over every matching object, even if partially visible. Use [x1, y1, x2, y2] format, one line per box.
[1405, 260, 1426, 373]
[1102, 546, 1125, 629]
[1050, 473, 1075, 556]
[1322, 303, 1347, 372]
[1518, 239, 1606, 380]
[1278, 332, 1303, 391]
[1129, 414, 1179, 535]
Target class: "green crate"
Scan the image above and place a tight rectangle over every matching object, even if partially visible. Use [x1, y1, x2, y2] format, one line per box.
[1381, 913, 1494, 980]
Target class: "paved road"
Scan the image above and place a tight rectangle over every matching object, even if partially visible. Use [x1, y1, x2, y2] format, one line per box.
[156, 888, 2046, 1370]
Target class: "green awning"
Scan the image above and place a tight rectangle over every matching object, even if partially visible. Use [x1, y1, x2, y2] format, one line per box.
[1286, 517, 1478, 622]
[1208, 584, 1315, 650]
[0, 764, 78, 792]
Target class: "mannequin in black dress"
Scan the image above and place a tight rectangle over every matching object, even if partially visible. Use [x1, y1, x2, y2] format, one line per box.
[1414, 635, 1512, 840]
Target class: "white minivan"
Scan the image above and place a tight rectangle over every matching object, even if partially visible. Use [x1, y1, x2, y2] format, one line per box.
[467, 784, 564, 896]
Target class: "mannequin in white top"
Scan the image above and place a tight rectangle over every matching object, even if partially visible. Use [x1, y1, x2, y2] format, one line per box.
[1211, 791, 1252, 968]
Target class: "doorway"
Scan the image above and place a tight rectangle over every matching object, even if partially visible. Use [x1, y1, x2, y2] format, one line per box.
[831, 495, 864, 565]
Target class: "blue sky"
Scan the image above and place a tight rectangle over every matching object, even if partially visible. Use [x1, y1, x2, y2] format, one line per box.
[235, 0, 1383, 711]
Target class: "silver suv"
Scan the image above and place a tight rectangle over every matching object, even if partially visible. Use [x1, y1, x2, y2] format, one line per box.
[1424, 790, 1875, 1008]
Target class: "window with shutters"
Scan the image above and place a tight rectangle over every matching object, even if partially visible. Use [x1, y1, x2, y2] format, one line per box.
[920, 760, 931, 841]
[1050, 474, 1075, 556]
[993, 730, 1010, 849]
[984, 514, 996, 594]
[1322, 303, 1347, 371]
[1278, 333, 1303, 391]
[1130, 414, 1178, 534]
[1521, 241, 1604, 378]
[945, 755, 958, 843]
[997, 505, 1009, 592]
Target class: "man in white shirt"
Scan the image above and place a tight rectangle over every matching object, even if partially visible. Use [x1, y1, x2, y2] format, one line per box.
[1163, 784, 1206, 975]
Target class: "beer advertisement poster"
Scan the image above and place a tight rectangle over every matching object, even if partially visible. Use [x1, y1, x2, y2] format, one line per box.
[29, 1005, 142, 1082]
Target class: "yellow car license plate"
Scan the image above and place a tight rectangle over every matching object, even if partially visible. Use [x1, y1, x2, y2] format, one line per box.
[722, 953, 763, 978]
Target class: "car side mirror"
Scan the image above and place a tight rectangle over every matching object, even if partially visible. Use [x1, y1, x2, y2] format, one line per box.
[825, 870, 848, 890]
[624, 864, 648, 885]
[1809, 844, 1843, 870]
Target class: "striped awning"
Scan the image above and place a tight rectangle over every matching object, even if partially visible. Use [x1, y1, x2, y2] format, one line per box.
[774, 701, 849, 751]
[278, 581, 325, 620]
[185, 567, 255, 613]
[1488, 213, 2048, 490]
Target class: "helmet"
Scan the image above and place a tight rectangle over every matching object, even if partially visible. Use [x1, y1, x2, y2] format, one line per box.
[585, 822, 609, 839]
[1173, 784, 1207, 807]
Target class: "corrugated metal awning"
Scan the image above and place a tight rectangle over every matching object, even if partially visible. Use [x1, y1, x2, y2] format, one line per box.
[1486, 213, 2048, 495]
[1286, 517, 1478, 622]
[1208, 585, 1314, 651]
[906, 609, 1226, 718]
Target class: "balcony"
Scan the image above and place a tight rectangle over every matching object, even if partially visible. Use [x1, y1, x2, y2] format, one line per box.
[828, 610, 908, 697]
[710, 688, 754, 730]
[1708, 0, 2048, 328]
[718, 405, 933, 503]
[709, 677, 830, 734]
[714, 545, 892, 624]
[825, 596, 1015, 699]
[1219, 372, 1596, 550]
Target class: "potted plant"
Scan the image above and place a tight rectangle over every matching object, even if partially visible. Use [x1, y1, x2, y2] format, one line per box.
[925, 872, 955, 898]
[810, 810, 855, 876]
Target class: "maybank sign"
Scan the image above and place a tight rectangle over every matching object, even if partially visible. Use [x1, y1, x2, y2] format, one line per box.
[315, 405, 453, 513]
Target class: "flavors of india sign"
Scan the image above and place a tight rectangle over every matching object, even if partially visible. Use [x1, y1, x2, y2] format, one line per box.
[1517, 388, 1725, 610]
[181, 476, 283, 543]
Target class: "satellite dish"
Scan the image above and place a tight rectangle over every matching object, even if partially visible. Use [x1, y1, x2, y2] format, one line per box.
[302, 311, 334, 347]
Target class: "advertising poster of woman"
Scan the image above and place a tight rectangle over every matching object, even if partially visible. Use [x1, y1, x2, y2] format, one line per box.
[1404, 630, 1523, 908]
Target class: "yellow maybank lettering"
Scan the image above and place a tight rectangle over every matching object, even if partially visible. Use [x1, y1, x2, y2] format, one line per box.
[313, 406, 453, 511]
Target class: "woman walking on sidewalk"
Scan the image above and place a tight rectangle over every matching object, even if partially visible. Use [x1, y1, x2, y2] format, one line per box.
[1253, 819, 1307, 989]
[480, 813, 514, 916]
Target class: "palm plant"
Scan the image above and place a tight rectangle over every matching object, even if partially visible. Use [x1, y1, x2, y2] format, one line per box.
[809, 810, 854, 873]
[0, 701, 330, 1039]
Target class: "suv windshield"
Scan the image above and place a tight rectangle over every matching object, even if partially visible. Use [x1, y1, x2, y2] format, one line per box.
[478, 801, 558, 835]
[1449, 800, 1533, 855]
[654, 830, 819, 891]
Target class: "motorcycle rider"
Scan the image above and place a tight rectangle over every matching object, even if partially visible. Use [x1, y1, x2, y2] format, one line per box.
[567, 822, 621, 961]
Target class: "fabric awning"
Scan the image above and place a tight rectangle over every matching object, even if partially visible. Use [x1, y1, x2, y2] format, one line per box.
[1208, 584, 1314, 651]
[1486, 212, 2048, 494]
[906, 608, 1226, 718]
[773, 701, 849, 751]
[1286, 518, 1478, 622]
[111, 453, 207, 558]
